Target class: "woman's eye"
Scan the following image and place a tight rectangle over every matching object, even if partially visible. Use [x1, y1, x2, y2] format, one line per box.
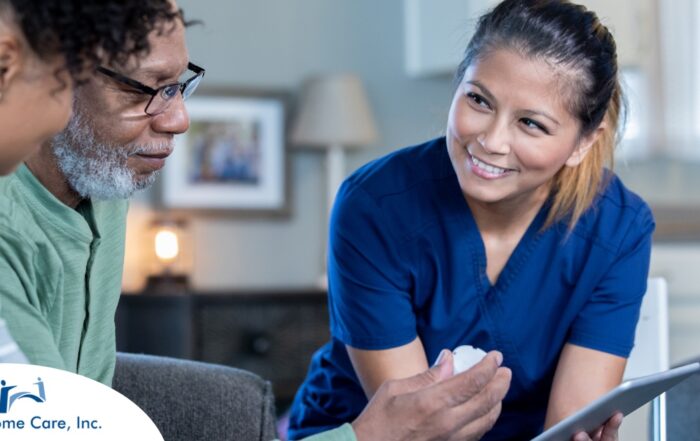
[521, 117, 548, 134]
[466, 92, 491, 109]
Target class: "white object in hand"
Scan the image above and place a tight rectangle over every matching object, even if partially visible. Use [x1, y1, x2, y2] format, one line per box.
[452, 345, 487, 374]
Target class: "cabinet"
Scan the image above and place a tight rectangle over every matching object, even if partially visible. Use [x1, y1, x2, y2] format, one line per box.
[404, 0, 498, 77]
[116, 290, 330, 410]
[116, 294, 195, 359]
[403, 0, 653, 77]
[578, 0, 654, 67]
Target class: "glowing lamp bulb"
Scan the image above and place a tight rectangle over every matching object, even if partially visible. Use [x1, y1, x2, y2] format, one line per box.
[155, 229, 179, 262]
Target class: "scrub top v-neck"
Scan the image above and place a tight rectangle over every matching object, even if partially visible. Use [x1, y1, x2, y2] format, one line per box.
[463, 190, 549, 296]
[287, 137, 655, 441]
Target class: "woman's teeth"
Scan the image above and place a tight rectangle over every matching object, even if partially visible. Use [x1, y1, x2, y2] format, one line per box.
[470, 153, 508, 175]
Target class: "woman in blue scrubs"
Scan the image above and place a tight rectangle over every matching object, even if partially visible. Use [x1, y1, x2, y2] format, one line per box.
[288, 0, 653, 440]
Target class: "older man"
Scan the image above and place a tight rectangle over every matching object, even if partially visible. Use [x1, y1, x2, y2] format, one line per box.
[0, 6, 191, 381]
[0, 5, 513, 441]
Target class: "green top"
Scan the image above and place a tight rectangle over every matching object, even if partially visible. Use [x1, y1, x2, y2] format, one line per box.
[0, 164, 127, 385]
[299, 424, 356, 441]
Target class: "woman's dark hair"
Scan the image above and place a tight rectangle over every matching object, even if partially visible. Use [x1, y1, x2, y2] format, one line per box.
[455, 0, 624, 228]
[1, 0, 182, 80]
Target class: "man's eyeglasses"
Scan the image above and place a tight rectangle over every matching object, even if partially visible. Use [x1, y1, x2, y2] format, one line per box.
[96, 62, 205, 116]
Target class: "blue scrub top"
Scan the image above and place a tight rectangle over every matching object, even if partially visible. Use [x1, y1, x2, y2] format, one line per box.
[288, 137, 655, 441]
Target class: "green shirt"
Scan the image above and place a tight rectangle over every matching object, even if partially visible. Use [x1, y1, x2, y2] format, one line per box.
[0, 164, 127, 385]
[300, 424, 356, 441]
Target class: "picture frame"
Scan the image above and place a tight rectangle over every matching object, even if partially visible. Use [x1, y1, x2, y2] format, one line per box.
[162, 90, 288, 215]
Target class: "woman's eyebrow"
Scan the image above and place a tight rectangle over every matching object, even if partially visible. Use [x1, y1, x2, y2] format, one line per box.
[465, 80, 496, 103]
[466, 80, 561, 125]
[522, 109, 561, 126]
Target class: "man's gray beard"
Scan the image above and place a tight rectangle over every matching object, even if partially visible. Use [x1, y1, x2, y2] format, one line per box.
[51, 111, 165, 201]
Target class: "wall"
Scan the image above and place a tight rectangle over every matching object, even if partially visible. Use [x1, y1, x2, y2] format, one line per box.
[123, 0, 700, 298]
[123, 0, 456, 291]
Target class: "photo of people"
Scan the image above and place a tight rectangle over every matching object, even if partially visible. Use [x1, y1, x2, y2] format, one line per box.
[187, 120, 261, 185]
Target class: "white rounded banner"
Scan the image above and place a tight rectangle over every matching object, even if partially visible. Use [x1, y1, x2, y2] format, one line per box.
[0, 363, 163, 440]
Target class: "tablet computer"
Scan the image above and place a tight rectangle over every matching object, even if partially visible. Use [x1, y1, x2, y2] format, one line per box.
[531, 361, 700, 441]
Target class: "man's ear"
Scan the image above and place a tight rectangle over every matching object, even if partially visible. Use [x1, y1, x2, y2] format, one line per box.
[0, 33, 23, 92]
[565, 123, 605, 167]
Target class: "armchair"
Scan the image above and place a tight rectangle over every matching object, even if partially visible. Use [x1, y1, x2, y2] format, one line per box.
[112, 352, 277, 441]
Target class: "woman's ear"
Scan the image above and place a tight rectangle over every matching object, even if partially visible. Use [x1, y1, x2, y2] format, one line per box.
[0, 33, 23, 94]
[565, 123, 605, 167]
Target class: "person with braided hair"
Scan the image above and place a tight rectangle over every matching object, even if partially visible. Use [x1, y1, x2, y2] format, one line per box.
[289, 1, 652, 440]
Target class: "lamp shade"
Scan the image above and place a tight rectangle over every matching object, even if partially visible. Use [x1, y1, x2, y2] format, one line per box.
[291, 74, 379, 149]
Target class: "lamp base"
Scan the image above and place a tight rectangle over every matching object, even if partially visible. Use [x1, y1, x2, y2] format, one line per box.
[143, 274, 189, 295]
[316, 272, 328, 290]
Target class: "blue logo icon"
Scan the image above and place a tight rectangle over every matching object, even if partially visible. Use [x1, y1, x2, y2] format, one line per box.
[0, 377, 46, 413]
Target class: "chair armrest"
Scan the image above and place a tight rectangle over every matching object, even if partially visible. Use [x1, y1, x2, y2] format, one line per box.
[113, 352, 277, 441]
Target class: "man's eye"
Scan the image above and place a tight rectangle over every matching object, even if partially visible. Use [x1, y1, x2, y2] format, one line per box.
[160, 85, 180, 100]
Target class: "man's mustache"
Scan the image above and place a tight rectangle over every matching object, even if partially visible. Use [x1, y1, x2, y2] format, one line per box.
[127, 142, 174, 157]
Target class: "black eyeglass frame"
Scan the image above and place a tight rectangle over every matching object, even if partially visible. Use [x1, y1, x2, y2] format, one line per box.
[96, 62, 205, 115]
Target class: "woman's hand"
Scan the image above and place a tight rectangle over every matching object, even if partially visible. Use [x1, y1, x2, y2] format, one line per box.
[572, 412, 623, 441]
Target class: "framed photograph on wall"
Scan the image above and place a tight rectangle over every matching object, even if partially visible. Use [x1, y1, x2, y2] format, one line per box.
[162, 92, 287, 214]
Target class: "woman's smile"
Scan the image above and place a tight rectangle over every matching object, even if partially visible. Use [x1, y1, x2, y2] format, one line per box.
[466, 146, 517, 179]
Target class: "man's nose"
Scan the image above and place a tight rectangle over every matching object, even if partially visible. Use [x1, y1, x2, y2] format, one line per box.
[151, 94, 190, 135]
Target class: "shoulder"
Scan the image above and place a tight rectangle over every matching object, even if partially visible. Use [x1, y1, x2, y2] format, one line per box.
[0, 175, 42, 250]
[344, 137, 451, 199]
[572, 172, 655, 253]
[0, 171, 23, 214]
[0, 172, 64, 289]
[0, 196, 58, 307]
[333, 137, 455, 241]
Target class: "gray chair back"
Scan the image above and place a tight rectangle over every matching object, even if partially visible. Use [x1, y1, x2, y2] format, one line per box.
[665, 356, 700, 441]
[113, 352, 277, 441]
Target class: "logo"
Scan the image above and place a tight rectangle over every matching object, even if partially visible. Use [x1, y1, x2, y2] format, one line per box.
[0, 364, 163, 439]
[0, 377, 46, 413]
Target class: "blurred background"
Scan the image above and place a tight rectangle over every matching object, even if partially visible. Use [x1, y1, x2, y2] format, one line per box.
[116, 0, 700, 437]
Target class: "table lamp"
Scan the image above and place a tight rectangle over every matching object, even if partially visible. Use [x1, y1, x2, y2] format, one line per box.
[144, 220, 189, 295]
[291, 74, 379, 287]
[291, 74, 379, 214]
